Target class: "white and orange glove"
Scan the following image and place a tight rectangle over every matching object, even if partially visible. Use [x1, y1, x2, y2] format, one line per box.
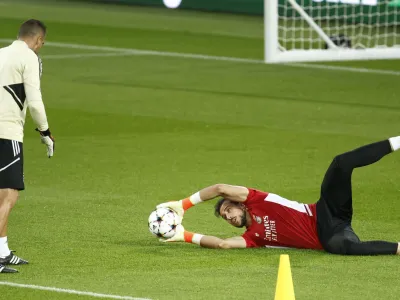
[157, 192, 204, 245]
[160, 224, 203, 245]
[156, 192, 202, 220]
[36, 128, 55, 158]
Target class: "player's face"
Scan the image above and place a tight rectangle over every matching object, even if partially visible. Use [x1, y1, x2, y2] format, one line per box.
[219, 201, 247, 228]
[33, 33, 45, 54]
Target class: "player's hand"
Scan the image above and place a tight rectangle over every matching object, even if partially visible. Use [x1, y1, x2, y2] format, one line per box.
[159, 224, 185, 243]
[157, 201, 185, 218]
[36, 128, 55, 158]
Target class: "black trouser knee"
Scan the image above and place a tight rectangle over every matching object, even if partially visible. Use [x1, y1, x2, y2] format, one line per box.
[324, 228, 360, 255]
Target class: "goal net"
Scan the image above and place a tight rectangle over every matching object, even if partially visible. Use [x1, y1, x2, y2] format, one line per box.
[264, 0, 400, 62]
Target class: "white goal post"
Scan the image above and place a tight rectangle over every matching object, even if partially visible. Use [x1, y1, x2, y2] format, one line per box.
[264, 0, 400, 63]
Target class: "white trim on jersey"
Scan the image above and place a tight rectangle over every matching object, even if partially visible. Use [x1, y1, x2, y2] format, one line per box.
[304, 204, 313, 216]
[0, 157, 20, 173]
[265, 193, 313, 216]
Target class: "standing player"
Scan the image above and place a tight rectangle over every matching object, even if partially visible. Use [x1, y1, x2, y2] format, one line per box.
[0, 20, 55, 273]
[157, 137, 400, 255]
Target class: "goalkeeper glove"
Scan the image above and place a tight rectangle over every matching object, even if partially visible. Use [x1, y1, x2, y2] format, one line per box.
[160, 224, 185, 243]
[156, 201, 185, 218]
[156, 192, 202, 218]
[160, 224, 203, 245]
[36, 128, 55, 158]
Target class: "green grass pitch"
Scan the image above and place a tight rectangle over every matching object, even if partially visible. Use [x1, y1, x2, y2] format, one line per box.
[0, 0, 399, 299]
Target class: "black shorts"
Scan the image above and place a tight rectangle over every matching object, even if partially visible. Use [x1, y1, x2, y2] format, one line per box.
[0, 138, 24, 191]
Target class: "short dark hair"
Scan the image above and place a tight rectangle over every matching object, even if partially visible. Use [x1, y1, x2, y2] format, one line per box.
[18, 19, 47, 38]
[214, 198, 227, 218]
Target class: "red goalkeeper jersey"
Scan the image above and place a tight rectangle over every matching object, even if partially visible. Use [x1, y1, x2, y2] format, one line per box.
[242, 189, 323, 250]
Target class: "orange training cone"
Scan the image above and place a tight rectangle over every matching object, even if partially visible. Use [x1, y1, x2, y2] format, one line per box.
[274, 254, 295, 300]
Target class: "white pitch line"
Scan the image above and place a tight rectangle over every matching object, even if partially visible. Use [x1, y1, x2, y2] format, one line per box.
[42, 40, 261, 64]
[41, 52, 134, 59]
[0, 38, 260, 64]
[0, 281, 151, 300]
[1, 38, 399, 76]
[287, 62, 400, 76]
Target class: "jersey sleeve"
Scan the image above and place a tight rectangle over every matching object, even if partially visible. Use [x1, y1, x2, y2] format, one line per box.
[245, 188, 268, 205]
[23, 52, 49, 131]
[241, 231, 258, 248]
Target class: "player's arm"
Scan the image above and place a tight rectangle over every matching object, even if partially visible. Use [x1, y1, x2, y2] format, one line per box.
[198, 184, 249, 203]
[162, 225, 247, 249]
[23, 54, 55, 157]
[157, 184, 249, 217]
[200, 236, 247, 249]
[24, 54, 48, 131]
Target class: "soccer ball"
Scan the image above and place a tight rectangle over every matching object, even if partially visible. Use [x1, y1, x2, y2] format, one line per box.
[148, 207, 180, 239]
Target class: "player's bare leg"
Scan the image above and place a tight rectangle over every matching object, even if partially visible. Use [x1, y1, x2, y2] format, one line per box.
[397, 243, 400, 255]
[0, 189, 18, 236]
[0, 189, 27, 269]
[0, 189, 19, 272]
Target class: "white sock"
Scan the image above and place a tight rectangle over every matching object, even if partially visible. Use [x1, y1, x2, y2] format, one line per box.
[389, 136, 400, 151]
[0, 236, 11, 257]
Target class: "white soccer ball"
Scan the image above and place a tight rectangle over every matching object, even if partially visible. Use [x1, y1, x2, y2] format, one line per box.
[148, 207, 180, 239]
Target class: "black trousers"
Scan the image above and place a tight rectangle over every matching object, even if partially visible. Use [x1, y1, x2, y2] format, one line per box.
[316, 140, 398, 255]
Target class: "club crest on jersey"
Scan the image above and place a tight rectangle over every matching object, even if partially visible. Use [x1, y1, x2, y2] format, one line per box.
[253, 215, 262, 224]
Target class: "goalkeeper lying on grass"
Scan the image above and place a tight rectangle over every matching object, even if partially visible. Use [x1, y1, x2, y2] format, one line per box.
[157, 136, 400, 255]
